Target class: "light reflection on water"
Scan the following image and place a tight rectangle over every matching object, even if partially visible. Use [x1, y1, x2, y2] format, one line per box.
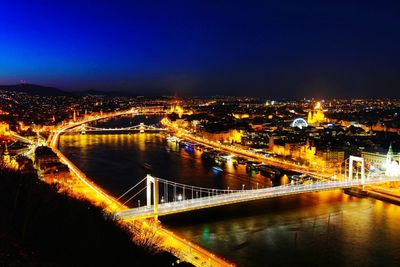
[60, 132, 400, 267]
[164, 192, 400, 267]
[60, 133, 276, 198]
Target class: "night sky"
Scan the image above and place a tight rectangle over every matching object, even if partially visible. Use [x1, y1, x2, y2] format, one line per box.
[1, 0, 400, 98]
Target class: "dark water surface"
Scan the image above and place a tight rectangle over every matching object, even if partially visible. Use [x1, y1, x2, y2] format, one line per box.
[60, 117, 400, 267]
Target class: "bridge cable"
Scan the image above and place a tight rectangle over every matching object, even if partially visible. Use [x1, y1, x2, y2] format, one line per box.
[117, 176, 147, 201]
[157, 177, 241, 194]
[123, 186, 147, 206]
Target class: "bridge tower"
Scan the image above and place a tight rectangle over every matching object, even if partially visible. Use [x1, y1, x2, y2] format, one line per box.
[349, 156, 365, 184]
[146, 174, 159, 218]
[139, 122, 145, 133]
[80, 125, 86, 135]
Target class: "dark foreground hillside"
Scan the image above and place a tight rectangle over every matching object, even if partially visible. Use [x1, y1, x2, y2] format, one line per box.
[0, 167, 191, 266]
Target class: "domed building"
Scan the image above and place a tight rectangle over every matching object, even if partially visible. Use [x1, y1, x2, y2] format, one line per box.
[169, 104, 184, 118]
[307, 102, 325, 125]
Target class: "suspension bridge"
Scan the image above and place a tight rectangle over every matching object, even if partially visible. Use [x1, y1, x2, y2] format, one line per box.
[115, 156, 400, 220]
[65, 122, 167, 134]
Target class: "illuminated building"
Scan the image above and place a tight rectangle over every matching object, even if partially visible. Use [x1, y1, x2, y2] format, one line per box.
[386, 144, 394, 163]
[385, 144, 400, 176]
[2, 144, 10, 163]
[299, 139, 316, 162]
[169, 104, 193, 118]
[0, 122, 10, 136]
[307, 102, 325, 125]
[316, 149, 344, 164]
[2, 144, 19, 170]
[362, 144, 400, 175]
[269, 137, 339, 167]
[269, 137, 300, 157]
[18, 121, 30, 132]
[362, 151, 388, 168]
[232, 113, 250, 119]
[169, 119, 190, 130]
[200, 129, 243, 144]
[249, 123, 265, 131]
[169, 104, 184, 118]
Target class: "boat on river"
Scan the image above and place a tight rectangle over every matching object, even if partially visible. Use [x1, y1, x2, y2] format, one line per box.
[259, 163, 281, 175]
[212, 166, 223, 172]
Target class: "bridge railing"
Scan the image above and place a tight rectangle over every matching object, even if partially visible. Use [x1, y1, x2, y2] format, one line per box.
[115, 175, 400, 219]
[65, 124, 167, 133]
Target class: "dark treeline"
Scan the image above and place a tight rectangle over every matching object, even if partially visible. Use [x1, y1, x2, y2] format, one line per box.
[0, 166, 190, 266]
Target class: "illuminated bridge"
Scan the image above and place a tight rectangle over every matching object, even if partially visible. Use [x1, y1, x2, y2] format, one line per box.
[65, 122, 167, 134]
[115, 156, 400, 220]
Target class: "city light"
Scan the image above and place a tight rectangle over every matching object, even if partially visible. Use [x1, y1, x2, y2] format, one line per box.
[2, 2, 400, 266]
[2, 87, 400, 267]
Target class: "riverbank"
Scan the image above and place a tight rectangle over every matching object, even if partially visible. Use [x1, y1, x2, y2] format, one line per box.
[173, 126, 400, 207]
[0, 166, 183, 266]
[48, 114, 234, 267]
[57, 128, 400, 267]
[344, 185, 400, 205]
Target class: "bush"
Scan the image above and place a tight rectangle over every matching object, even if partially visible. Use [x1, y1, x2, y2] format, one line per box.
[0, 166, 189, 266]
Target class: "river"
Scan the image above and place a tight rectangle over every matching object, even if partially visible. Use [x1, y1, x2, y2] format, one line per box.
[59, 116, 400, 267]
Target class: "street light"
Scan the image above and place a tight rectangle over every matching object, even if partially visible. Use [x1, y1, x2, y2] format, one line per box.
[242, 184, 245, 191]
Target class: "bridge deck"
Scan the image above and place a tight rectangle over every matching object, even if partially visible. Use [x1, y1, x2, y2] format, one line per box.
[65, 125, 167, 133]
[79, 128, 167, 132]
[116, 178, 399, 220]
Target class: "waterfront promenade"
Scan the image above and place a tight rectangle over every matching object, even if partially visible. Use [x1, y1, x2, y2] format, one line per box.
[47, 110, 234, 267]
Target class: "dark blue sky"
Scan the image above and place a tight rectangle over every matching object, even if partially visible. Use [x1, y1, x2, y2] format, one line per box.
[1, 0, 399, 98]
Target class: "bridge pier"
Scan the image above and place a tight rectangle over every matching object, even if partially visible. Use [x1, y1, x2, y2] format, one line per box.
[146, 174, 159, 219]
[349, 156, 365, 189]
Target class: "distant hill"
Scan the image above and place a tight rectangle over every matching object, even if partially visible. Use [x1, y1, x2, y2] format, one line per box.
[76, 89, 165, 97]
[76, 89, 133, 97]
[0, 83, 167, 98]
[0, 83, 71, 96]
